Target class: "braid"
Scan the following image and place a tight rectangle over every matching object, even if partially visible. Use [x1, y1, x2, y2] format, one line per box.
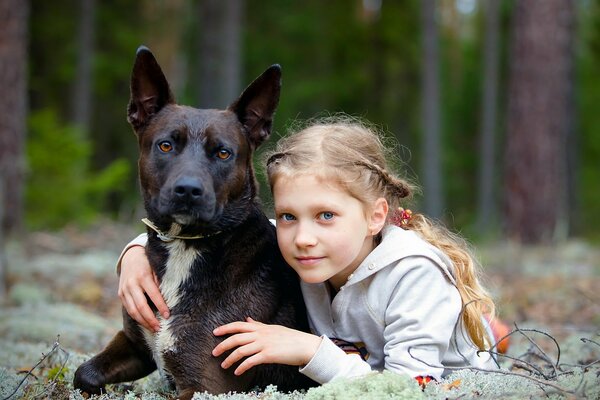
[266, 152, 287, 167]
[354, 161, 412, 200]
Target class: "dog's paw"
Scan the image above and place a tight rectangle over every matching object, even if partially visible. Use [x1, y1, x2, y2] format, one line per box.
[73, 363, 105, 396]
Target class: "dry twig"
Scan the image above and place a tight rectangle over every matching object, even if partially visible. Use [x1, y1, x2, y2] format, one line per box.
[1, 335, 70, 400]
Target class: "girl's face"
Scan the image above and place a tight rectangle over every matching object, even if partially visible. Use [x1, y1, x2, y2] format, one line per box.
[273, 174, 387, 290]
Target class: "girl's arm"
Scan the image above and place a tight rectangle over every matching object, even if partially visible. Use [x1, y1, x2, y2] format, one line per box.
[117, 234, 169, 332]
[212, 318, 322, 375]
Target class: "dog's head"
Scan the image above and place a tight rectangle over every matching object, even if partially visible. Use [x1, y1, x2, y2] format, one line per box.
[127, 46, 280, 233]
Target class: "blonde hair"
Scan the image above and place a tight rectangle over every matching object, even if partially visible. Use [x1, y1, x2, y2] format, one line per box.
[266, 116, 495, 350]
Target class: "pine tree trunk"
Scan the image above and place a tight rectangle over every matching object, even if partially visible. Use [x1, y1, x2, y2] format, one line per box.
[504, 0, 575, 243]
[0, 0, 28, 300]
[420, 0, 443, 218]
[476, 0, 500, 232]
[71, 0, 95, 132]
[0, 0, 28, 235]
[197, 0, 243, 108]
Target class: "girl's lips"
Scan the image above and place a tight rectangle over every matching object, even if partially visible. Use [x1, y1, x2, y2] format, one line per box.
[295, 256, 324, 266]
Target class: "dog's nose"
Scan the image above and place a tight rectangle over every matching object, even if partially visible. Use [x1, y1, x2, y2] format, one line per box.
[173, 177, 203, 201]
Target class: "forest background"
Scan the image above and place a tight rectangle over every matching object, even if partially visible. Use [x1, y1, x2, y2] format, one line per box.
[1, 0, 600, 243]
[0, 0, 599, 398]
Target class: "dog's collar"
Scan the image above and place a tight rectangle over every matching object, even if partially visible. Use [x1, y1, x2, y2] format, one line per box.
[141, 218, 221, 242]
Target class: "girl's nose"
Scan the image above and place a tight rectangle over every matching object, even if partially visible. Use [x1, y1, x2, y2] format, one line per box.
[294, 223, 317, 248]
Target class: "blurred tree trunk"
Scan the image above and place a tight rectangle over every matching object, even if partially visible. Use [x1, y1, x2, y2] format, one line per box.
[420, 0, 443, 218]
[504, 0, 575, 244]
[197, 0, 243, 108]
[71, 0, 95, 133]
[0, 175, 5, 301]
[0, 0, 28, 234]
[0, 0, 29, 300]
[476, 0, 500, 232]
[142, 0, 187, 94]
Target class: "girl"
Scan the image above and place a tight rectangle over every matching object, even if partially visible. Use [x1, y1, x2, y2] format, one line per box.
[118, 117, 497, 385]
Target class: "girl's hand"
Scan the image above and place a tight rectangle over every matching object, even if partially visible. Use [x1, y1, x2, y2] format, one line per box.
[118, 245, 169, 332]
[212, 317, 322, 376]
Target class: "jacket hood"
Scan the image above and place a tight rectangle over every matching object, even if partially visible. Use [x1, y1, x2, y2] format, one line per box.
[345, 225, 457, 287]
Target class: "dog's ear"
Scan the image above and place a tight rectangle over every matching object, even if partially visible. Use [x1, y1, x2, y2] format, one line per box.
[228, 65, 281, 148]
[127, 46, 175, 131]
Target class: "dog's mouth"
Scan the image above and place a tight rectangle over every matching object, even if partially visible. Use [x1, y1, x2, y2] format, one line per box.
[152, 193, 222, 228]
[163, 204, 222, 225]
[172, 213, 197, 226]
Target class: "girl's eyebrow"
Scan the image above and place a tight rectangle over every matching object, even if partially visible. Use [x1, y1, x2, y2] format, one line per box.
[275, 202, 341, 215]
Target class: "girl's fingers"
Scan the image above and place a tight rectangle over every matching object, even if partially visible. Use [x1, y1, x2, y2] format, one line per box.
[122, 292, 146, 329]
[234, 352, 267, 376]
[213, 320, 257, 336]
[131, 286, 160, 331]
[213, 332, 257, 356]
[143, 276, 169, 319]
[125, 291, 155, 331]
[220, 341, 262, 370]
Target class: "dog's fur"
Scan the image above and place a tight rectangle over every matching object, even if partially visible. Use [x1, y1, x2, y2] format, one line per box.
[73, 47, 312, 399]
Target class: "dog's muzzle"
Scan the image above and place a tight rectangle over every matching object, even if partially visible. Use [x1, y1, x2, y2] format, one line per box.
[158, 176, 217, 223]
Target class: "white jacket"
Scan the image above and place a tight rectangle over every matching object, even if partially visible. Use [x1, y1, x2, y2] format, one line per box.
[298, 225, 495, 384]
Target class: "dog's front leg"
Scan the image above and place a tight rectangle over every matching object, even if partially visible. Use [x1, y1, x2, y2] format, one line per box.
[73, 330, 157, 395]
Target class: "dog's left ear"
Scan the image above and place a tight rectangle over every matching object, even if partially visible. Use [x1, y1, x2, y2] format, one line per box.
[228, 65, 281, 148]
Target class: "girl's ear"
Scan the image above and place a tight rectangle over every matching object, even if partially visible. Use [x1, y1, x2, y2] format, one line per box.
[368, 198, 388, 236]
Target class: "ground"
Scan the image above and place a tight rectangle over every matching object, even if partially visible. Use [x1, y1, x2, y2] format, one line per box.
[0, 223, 598, 399]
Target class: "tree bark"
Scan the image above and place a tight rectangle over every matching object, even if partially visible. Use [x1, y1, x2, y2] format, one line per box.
[197, 0, 243, 108]
[142, 0, 187, 94]
[0, 0, 28, 235]
[504, 0, 575, 243]
[0, 0, 28, 300]
[71, 0, 95, 133]
[0, 174, 6, 301]
[476, 0, 500, 232]
[420, 0, 443, 218]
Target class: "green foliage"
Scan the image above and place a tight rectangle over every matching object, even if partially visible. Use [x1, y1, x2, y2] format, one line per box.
[25, 109, 130, 229]
[47, 364, 68, 382]
[577, 0, 600, 239]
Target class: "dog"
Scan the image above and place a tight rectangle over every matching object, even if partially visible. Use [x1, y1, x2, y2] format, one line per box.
[73, 47, 312, 399]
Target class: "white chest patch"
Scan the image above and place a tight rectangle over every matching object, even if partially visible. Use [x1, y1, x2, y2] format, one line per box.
[143, 238, 200, 374]
[142, 318, 175, 376]
[160, 239, 201, 309]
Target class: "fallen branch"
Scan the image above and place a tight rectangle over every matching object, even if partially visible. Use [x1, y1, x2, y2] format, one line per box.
[408, 347, 575, 396]
[1, 335, 69, 400]
[407, 326, 599, 398]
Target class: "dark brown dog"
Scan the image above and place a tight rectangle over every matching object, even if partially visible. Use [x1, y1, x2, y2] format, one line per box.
[73, 47, 312, 399]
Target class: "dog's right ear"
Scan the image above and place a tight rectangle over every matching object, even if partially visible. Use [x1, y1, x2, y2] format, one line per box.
[127, 46, 175, 131]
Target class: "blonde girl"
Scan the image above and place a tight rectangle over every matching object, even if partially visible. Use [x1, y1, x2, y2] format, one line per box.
[118, 117, 497, 384]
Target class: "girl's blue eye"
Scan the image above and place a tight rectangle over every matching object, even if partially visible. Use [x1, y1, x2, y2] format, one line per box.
[320, 212, 334, 220]
[281, 213, 296, 221]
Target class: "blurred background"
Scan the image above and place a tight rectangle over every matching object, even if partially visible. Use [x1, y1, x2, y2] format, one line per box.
[1, 0, 600, 286]
[0, 2, 599, 396]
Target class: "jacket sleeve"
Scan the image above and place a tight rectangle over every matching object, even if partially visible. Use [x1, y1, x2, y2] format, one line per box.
[299, 335, 373, 384]
[382, 257, 463, 380]
[115, 233, 148, 275]
[299, 257, 463, 383]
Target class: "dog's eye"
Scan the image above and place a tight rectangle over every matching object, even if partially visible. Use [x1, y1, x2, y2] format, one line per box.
[158, 141, 173, 153]
[216, 149, 232, 160]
